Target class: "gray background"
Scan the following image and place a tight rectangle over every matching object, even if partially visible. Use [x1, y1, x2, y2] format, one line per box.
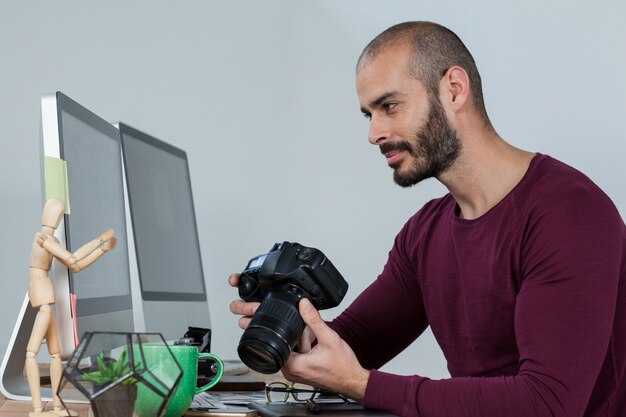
[1, 0, 624, 379]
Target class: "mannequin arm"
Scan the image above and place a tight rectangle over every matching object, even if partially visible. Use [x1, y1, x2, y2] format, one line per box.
[37, 234, 76, 268]
[72, 228, 114, 261]
[74, 237, 117, 271]
[37, 229, 116, 273]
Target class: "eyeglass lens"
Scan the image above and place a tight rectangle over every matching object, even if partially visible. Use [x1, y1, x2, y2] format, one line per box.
[265, 382, 318, 403]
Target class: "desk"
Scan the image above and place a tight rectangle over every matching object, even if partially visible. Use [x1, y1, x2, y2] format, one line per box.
[0, 392, 259, 417]
[0, 373, 396, 417]
[0, 372, 280, 417]
[0, 393, 91, 416]
[0, 392, 258, 417]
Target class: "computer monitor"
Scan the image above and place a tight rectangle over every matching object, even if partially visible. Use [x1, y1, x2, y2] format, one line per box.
[1, 92, 134, 401]
[117, 122, 211, 342]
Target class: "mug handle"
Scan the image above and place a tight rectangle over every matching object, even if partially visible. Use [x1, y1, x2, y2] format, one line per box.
[195, 353, 224, 394]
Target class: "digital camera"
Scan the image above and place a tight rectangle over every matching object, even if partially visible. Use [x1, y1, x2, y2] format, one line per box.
[237, 241, 348, 374]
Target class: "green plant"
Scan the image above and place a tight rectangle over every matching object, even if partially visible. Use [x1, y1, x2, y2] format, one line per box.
[81, 350, 139, 386]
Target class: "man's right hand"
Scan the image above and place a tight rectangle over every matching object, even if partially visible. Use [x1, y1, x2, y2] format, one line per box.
[228, 273, 260, 330]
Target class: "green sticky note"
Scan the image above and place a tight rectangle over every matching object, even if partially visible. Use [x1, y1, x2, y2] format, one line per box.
[44, 156, 71, 214]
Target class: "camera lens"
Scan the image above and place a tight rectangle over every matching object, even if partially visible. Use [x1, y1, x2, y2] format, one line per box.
[237, 288, 306, 374]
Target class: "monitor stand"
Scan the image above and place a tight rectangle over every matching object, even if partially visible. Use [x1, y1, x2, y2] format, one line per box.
[0, 294, 85, 402]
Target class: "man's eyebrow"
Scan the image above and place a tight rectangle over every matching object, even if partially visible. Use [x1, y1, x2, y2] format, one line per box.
[360, 91, 403, 114]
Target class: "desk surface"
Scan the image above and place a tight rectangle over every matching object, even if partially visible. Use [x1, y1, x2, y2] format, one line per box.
[0, 372, 281, 417]
[0, 389, 261, 417]
[0, 393, 92, 416]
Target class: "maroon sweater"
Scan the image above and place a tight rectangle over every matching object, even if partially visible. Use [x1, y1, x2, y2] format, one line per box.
[330, 154, 625, 416]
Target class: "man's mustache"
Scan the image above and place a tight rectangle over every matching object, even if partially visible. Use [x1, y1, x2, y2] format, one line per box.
[379, 140, 414, 156]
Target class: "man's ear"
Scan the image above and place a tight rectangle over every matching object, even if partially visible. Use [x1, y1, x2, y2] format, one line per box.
[440, 66, 470, 112]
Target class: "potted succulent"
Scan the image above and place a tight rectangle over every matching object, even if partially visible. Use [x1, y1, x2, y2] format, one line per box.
[81, 350, 139, 417]
[60, 332, 181, 417]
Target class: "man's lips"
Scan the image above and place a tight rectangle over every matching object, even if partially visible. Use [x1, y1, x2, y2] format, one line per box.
[384, 149, 407, 166]
[380, 141, 413, 167]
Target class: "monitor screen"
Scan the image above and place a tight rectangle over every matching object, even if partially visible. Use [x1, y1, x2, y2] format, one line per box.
[118, 122, 210, 342]
[48, 92, 134, 354]
[60, 110, 133, 309]
[120, 124, 207, 301]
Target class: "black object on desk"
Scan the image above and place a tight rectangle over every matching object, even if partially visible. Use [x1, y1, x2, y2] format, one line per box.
[247, 402, 399, 417]
[204, 375, 266, 391]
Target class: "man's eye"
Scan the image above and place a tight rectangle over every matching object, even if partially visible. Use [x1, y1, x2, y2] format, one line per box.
[383, 103, 397, 111]
[362, 112, 372, 120]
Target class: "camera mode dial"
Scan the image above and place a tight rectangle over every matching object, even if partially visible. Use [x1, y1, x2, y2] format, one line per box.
[297, 247, 314, 262]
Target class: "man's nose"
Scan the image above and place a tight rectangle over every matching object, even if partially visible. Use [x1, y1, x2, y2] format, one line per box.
[368, 115, 389, 145]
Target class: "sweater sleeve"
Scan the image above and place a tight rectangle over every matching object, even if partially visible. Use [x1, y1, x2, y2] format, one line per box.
[343, 183, 624, 416]
[329, 216, 429, 371]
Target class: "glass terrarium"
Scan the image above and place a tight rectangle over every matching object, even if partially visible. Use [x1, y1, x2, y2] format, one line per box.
[59, 332, 182, 417]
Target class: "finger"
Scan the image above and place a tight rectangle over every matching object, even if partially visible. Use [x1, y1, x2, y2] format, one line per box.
[296, 326, 316, 354]
[228, 273, 241, 287]
[238, 316, 252, 330]
[100, 228, 115, 241]
[298, 298, 332, 343]
[102, 237, 117, 251]
[229, 299, 259, 316]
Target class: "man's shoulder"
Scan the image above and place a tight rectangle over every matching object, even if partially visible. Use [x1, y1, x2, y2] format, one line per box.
[516, 154, 623, 236]
[524, 154, 583, 188]
[522, 154, 616, 208]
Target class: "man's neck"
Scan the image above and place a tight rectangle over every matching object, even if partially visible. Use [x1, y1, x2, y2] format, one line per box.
[439, 130, 535, 220]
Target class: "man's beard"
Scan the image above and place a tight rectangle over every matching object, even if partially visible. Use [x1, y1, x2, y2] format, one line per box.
[380, 98, 462, 188]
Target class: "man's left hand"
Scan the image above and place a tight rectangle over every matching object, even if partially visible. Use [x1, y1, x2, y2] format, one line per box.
[281, 298, 370, 402]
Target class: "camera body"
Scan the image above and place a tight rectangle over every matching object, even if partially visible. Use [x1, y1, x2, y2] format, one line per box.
[237, 242, 348, 373]
[239, 241, 348, 309]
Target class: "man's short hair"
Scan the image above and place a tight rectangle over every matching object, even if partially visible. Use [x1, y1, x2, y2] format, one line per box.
[358, 21, 490, 124]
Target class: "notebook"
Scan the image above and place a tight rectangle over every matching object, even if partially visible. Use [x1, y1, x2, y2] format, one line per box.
[187, 391, 264, 416]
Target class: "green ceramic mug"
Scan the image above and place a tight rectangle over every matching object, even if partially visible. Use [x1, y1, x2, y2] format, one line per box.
[135, 344, 223, 417]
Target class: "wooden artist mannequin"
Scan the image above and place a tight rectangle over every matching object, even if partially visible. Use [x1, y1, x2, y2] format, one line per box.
[27, 198, 117, 417]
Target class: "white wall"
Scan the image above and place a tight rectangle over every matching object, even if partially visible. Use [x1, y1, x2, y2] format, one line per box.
[0, 0, 624, 380]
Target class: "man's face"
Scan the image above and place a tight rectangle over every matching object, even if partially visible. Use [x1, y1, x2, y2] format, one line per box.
[356, 46, 461, 187]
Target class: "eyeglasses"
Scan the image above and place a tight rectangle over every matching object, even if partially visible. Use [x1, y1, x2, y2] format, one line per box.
[265, 382, 350, 414]
[265, 382, 320, 403]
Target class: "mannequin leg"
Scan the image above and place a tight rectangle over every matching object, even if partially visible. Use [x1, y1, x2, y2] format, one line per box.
[26, 306, 60, 417]
[46, 312, 62, 408]
[26, 305, 51, 413]
[45, 313, 75, 416]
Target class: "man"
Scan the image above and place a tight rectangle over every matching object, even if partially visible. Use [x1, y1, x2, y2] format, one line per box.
[230, 21, 625, 416]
